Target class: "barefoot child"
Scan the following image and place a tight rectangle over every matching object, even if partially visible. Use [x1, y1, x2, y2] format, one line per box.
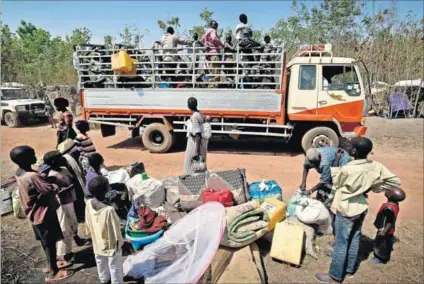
[85, 153, 106, 198]
[371, 186, 406, 264]
[10, 146, 74, 282]
[86, 176, 124, 284]
[43, 151, 86, 261]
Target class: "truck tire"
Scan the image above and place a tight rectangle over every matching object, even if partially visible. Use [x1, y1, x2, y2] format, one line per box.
[4, 112, 21, 128]
[301, 126, 339, 152]
[142, 123, 174, 153]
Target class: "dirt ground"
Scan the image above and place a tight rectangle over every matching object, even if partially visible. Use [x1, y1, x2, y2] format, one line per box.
[1, 117, 423, 283]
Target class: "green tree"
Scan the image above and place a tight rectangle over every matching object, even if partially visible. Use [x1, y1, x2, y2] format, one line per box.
[66, 28, 91, 46]
[104, 35, 113, 48]
[120, 25, 133, 45]
[16, 20, 37, 38]
[158, 17, 181, 33]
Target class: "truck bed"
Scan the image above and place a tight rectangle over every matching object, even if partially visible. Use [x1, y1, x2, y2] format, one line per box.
[83, 88, 282, 113]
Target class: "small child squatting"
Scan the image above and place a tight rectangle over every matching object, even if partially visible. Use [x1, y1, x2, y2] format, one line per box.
[371, 186, 406, 264]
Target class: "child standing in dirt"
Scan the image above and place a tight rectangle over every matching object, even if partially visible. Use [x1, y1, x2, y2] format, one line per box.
[371, 186, 406, 264]
[10, 146, 74, 282]
[43, 151, 87, 261]
[315, 137, 401, 283]
[85, 176, 124, 284]
[74, 120, 96, 174]
[85, 153, 106, 198]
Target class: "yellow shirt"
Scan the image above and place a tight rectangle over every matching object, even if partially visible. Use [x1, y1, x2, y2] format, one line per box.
[331, 159, 401, 217]
[85, 199, 124, 257]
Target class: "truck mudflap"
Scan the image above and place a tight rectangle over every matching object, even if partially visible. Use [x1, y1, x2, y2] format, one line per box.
[100, 124, 116, 137]
[354, 126, 367, 136]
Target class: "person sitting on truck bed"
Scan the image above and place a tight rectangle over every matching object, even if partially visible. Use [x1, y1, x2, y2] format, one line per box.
[222, 34, 237, 86]
[161, 27, 192, 84]
[260, 35, 274, 63]
[235, 14, 262, 55]
[201, 20, 225, 87]
[188, 33, 204, 71]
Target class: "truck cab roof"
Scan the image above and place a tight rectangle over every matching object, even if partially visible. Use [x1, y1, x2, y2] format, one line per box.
[287, 56, 356, 68]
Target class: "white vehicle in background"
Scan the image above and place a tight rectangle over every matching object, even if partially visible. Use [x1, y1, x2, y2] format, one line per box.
[1, 84, 47, 128]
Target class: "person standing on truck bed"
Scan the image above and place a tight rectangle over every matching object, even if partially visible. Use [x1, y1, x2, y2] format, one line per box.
[183, 97, 209, 175]
[201, 20, 225, 86]
[161, 27, 192, 84]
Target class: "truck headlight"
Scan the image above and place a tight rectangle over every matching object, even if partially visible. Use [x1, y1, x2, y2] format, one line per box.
[15, 105, 27, 112]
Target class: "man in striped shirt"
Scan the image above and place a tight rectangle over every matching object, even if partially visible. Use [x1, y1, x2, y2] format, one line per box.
[74, 120, 96, 174]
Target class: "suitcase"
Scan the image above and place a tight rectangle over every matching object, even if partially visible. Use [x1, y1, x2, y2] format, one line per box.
[270, 221, 304, 265]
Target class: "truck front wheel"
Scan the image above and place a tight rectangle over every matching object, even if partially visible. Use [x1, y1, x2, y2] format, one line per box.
[4, 112, 21, 128]
[301, 126, 339, 152]
[141, 123, 174, 153]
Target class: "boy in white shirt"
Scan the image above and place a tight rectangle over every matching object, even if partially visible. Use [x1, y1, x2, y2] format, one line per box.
[86, 176, 124, 284]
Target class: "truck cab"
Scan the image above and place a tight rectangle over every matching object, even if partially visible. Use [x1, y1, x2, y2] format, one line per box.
[1, 84, 47, 128]
[285, 46, 367, 149]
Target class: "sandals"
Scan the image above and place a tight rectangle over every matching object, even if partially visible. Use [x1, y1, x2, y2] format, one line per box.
[45, 269, 74, 282]
[40, 260, 72, 273]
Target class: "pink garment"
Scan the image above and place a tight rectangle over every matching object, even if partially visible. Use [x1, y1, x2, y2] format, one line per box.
[201, 28, 224, 54]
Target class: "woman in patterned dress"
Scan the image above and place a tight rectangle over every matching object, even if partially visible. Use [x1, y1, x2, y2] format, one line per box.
[183, 97, 209, 175]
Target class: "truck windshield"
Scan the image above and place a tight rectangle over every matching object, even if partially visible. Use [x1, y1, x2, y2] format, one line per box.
[0, 89, 26, 100]
[322, 65, 360, 96]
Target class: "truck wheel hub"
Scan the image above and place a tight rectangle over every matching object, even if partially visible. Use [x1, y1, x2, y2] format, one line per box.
[5, 115, 15, 124]
[312, 134, 330, 148]
[150, 131, 164, 146]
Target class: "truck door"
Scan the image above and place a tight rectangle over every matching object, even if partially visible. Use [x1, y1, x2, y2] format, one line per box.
[317, 65, 364, 128]
[287, 64, 318, 118]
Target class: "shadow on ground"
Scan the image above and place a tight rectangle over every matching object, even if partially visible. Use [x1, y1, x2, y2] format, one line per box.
[108, 135, 303, 157]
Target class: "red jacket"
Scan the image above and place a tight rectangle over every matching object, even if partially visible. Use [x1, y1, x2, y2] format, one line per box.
[377, 202, 399, 235]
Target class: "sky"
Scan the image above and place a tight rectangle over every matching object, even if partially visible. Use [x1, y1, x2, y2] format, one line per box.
[2, 0, 423, 46]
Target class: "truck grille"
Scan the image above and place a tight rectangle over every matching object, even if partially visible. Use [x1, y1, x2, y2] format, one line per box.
[30, 103, 45, 111]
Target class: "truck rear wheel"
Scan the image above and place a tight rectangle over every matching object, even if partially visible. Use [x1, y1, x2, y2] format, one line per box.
[301, 126, 339, 152]
[4, 112, 21, 128]
[141, 123, 174, 153]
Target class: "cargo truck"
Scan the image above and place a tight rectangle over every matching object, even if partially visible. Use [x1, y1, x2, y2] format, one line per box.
[74, 44, 368, 153]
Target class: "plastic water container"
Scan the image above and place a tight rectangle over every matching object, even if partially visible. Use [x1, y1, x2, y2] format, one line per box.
[260, 197, 286, 230]
[111, 50, 136, 73]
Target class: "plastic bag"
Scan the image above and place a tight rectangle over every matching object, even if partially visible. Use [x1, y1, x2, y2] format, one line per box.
[107, 169, 130, 184]
[123, 202, 226, 283]
[202, 188, 234, 207]
[249, 180, 282, 203]
[126, 176, 165, 208]
[12, 187, 25, 218]
[286, 192, 305, 217]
